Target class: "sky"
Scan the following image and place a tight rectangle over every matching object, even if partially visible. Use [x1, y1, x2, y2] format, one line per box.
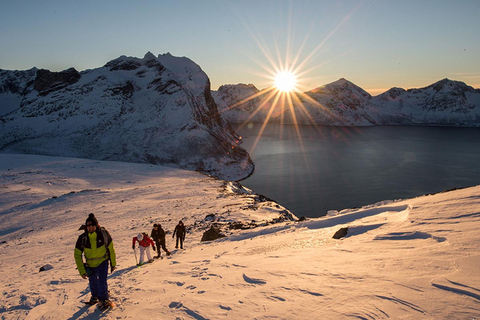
[1, 0, 479, 95]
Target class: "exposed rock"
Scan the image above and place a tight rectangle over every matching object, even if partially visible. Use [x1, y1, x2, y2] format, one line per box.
[332, 227, 349, 239]
[201, 226, 226, 242]
[34, 68, 81, 96]
[39, 264, 54, 272]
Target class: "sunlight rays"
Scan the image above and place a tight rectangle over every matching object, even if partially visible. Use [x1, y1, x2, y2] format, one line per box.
[220, 6, 358, 160]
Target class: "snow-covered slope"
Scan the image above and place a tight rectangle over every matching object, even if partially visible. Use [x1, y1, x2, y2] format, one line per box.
[376, 78, 480, 125]
[1, 154, 479, 319]
[213, 78, 480, 126]
[0, 53, 253, 181]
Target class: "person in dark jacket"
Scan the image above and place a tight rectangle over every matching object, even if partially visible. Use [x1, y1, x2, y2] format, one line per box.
[74, 213, 116, 310]
[151, 223, 171, 258]
[172, 220, 186, 249]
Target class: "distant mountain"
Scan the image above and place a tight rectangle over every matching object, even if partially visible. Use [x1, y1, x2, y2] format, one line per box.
[213, 78, 480, 126]
[0, 52, 253, 181]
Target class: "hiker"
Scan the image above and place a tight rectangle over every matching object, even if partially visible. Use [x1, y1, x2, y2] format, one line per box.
[132, 232, 155, 265]
[74, 213, 116, 310]
[172, 220, 186, 249]
[151, 223, 171, 258]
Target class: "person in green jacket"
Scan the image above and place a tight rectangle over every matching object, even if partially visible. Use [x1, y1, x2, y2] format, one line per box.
[74, 213, 116, 309]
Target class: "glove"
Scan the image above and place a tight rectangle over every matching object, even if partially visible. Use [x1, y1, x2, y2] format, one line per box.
[111, 266, 116, 273]
[132, 245, 135, 250]
[153, 246, 156, 251]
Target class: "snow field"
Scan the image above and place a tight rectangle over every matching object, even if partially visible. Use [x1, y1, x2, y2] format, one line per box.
[0, 154, 479, 319]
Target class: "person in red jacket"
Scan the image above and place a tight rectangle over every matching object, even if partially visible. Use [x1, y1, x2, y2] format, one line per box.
[132, 233, 155, 265]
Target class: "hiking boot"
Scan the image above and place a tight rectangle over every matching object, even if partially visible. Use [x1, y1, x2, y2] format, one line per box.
[98, 299, 114, 310]
[86, 296, 98, 305]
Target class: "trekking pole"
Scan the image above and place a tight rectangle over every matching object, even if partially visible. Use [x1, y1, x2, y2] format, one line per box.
[133, 246, 138, 265]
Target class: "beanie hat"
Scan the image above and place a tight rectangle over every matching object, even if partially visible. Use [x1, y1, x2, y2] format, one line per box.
[86, 213, 98, 227]
[137, 233, 144, 241]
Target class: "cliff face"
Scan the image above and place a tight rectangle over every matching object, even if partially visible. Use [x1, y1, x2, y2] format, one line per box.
[0, 52, 253, 181]
[213, 78, 480, 127]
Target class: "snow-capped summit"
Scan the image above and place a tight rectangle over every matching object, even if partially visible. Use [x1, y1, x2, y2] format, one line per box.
[212, 84, 267, 123]
[0, 53, 253, 180]
[311, 78, 372, 100]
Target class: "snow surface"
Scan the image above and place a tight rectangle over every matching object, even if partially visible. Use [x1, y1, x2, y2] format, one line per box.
[1, 154, 479, 319]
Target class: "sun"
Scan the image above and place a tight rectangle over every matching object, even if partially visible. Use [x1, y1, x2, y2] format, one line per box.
[274, 71, 297, 93]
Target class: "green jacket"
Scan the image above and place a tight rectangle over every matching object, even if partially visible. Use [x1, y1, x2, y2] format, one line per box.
[74, 227, 116, 276]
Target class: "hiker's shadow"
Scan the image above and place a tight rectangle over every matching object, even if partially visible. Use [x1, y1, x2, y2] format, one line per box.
[109, 265, 139, 279]
[68, 305, 113, 320]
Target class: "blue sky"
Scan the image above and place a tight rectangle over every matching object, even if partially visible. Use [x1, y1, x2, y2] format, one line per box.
[1, 0, 479, 94]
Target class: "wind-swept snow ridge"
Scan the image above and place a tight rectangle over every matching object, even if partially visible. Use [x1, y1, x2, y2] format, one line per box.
[0, 53, 253, 180]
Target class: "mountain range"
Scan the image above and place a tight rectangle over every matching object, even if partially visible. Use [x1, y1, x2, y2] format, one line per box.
[1, 53, 479, 182]
[0, 53, 253, 181]
[213, 78, 480, 126]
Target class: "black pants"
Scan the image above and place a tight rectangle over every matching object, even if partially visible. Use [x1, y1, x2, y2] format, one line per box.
[175, 236, 184, 249]
[155, 240, 170, 255]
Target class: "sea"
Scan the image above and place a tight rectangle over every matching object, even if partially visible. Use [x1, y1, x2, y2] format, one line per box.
[237, 123, 480, 218]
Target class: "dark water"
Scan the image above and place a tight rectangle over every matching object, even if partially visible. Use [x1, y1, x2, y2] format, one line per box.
[237, 124, 480, 218]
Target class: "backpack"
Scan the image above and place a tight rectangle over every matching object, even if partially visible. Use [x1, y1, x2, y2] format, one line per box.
[81, 227, 110, 253]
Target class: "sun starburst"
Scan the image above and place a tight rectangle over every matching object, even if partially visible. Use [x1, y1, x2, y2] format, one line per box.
[220, 7, 355, 158]
[274, 71, 298, 93]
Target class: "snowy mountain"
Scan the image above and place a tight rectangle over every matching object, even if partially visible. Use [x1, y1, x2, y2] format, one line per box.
[1, 154, 479, 319]
[0, 53, 253, 181]
[212, 84, 269, 123]
[213, 78, 480, 126]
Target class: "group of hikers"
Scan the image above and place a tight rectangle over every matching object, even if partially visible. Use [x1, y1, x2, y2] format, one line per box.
[73, 213, 187, 310]
[132, 220, 186, 264]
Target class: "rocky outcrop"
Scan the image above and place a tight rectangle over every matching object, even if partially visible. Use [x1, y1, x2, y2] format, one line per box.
[34, 68, 81, 96]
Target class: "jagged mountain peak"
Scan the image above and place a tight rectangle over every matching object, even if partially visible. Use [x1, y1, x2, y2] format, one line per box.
[143, 51, 156, 60]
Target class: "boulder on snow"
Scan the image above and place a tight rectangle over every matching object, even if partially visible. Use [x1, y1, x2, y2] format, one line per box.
[204, 214, 215, 221]
[201, 226, 226, 242]
[332, 227, 349, 239]
[39, 264, 54, 272]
